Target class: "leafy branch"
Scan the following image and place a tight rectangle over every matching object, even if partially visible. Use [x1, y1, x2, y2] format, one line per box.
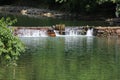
[0, 17, 25, 66]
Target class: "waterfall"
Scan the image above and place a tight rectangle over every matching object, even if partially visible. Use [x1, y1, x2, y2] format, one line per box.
[86, 28, 93, 36]
[65, 27, 83, 36]
[13, 27, 94, 37]
[54, 30, 60, 36]
[15, 28, 48, 37]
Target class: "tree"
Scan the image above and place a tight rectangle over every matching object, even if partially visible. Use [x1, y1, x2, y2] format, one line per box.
[0, 17, 25, 65]
[55, 0, 120, 3]
[96, 0, 120, 17]
[55, 0, 119, 17]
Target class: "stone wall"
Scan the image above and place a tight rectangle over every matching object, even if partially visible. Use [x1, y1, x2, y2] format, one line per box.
[94, 27, 120, 37]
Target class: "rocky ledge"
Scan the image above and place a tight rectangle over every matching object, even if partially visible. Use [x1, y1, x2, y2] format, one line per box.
[0, 5, 64, 18]
[94, 27, 120, 37]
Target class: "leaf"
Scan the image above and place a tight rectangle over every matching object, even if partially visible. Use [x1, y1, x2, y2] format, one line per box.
[0, 52, 2, 56]
[5, 55, 11, 60]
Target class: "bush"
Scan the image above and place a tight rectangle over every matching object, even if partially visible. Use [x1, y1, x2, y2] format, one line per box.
[0, 17, 25, 64]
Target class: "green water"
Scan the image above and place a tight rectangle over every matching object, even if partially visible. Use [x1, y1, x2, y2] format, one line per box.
[0, 13, 108, 26]
[0, 36, 120, 80]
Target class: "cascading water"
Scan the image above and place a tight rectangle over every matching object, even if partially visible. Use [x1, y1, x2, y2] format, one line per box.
[65, 27, 83, 36]
[13, 27, 93, 37]
[86, 28, 93, 36]
[54, 30, 60, 36]
[14, 28, 48, 37]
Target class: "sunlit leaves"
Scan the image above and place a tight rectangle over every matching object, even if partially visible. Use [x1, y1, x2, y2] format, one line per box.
[56, 0, 120, 4]
[96, 0, 120, 4]
[55, 0, 67, 3]
[0, 17, 25, 64]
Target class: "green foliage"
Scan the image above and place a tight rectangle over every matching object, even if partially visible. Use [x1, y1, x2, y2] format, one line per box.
[0, 17, 25, 64]
[96, 0, 120, 4]
[55, 0, 120, 4]
[55, 0, 67, 3]
[0, 0, 118, 15]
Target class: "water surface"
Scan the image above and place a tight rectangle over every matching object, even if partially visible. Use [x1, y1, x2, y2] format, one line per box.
[0, 36, 120, 80]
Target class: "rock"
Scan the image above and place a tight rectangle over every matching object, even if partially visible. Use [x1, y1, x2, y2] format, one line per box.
[43, 12, 54, 17]
[116, 29, 120, 36]
[106, 18, 120, 25]
[21, 9, 27, 15]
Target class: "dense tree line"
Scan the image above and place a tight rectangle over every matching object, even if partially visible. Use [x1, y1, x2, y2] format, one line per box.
[55, 0, 118, 16]
[0, 0, 119, 17]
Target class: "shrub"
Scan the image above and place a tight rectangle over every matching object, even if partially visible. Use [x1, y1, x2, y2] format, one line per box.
[0, 17, 25, 65]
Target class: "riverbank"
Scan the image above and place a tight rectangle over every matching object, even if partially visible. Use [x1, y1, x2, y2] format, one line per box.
[0, 5, 119, 26]
[0, 5, 109, 21]
[0, 5, 65, 18]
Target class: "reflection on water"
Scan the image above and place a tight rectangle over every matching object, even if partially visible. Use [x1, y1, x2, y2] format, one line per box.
[0, 36, 120, 80]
